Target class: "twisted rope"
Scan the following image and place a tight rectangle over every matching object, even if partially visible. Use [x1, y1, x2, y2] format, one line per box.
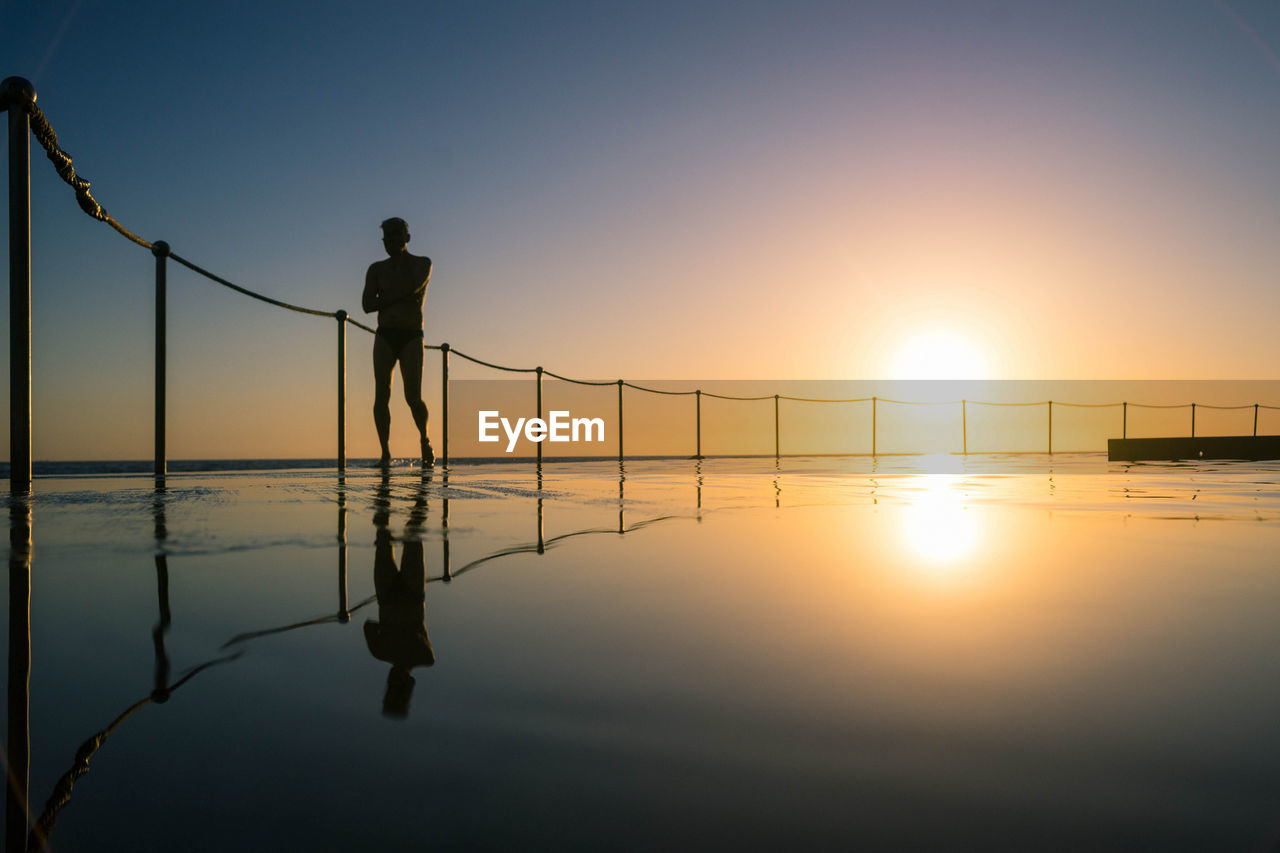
[622, 382, 695, 396]
[449, 348, 537, 373]
[968, 400, 1049, 407]
[1052, 401, 1123, 408]
[169, 253, 337, 318]
[778, 396, 872, 403]
[24, 101, 154, 249]
[701, 392, 774, 401]
[543, 370, 617, 386]
[877, 397, 963, 406]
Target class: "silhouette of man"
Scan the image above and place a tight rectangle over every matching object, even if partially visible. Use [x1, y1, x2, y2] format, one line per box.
[363, 217, 434, 466]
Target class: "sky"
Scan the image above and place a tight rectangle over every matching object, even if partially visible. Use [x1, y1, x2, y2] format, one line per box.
[4, 0, 1280, 459]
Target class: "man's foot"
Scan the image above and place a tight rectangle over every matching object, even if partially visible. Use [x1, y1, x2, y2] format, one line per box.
[421, 439, 435, 467]
[378, 452, 392, 468]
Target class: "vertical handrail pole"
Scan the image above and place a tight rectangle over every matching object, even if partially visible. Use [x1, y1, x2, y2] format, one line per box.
[1123, 401, 1127, 439]
[872, 397, 877, 456]
[152, 241, 170, 484]
[1047, 400, 1053, 454]
[617, 380, 624, 461]
[440, 343, 450, 467]
[695, 390, 702, 459]
[962, 399, 967, 455]
[4, 78, 36, 493]
[535, 367, 543, 466]
[335, 311, 347, 471]
[774, 394, 780, 459]
[1190, 403, 1196, 438]
[1255, 403, 1259, 437]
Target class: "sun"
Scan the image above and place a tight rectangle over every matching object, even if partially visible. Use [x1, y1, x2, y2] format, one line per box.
[891, 331, 988, 380]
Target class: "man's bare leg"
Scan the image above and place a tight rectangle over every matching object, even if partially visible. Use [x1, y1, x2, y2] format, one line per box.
[373, 337, 397, 465]
[398, 341, 433, 465]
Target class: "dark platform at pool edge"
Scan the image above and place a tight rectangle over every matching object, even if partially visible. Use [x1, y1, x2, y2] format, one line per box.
[1109, 435, 1280, 461]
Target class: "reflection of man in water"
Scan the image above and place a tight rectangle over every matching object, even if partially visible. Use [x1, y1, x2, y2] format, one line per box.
[364, 527, 435, 718]
[362, 217, 434, 467]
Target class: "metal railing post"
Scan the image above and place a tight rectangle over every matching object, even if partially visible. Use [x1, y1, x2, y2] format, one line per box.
[1048, 400, 1053, 454]
[535, 367, 543, 466]
[4, 78, 35, 493]
[1190, 403, 1196, 438]
[1255, 403, 1259, 437]
[962, 399, 967, 455]
[617, 380, 624, 461]
[440, 343, 450, 467]
[1123, 402, 1127, 439]
[774, 394, 780, 458]
[872, 396, 877, 456]
[695, 389, 702, 459]
[152, 241, 170, 484]
[335, 311, 347, 471]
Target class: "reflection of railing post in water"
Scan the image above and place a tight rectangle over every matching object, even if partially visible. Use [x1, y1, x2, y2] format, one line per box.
[441, 491, 451, 582]
[962, 400, 967, 455]
[6, 498, 32, 851]
[1047, 400, 1053, 454]
[535, 367, 543, 466]
[152, 488, 172, 701]
[153, 555, 172, 700]
[336, 311, 347, 471]
[537, 498, 545, 554]
[338, 485, 349, 622]
[871, 397, 877, 457]
[617, 380, 624, 462]
[536, 462, 545, 554]
[695, 390, 702, 459]
[153, 241, 170, 485]
[618, 462, 625, 533]
[440, 343, 450, 467]
[4, 77, 35, 494]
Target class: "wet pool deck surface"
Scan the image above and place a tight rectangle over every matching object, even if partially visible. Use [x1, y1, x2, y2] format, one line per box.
[5, 455, 1280, 851]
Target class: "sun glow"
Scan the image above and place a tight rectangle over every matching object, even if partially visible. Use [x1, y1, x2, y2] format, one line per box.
[892, 331, 988, 380]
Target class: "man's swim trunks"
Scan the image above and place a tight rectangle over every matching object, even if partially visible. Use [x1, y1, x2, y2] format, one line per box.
[376, 327, 424, 355]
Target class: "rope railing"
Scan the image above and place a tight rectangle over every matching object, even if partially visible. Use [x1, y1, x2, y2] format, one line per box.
[168, 253, 338, 319]
[5, 75, 1280, 484]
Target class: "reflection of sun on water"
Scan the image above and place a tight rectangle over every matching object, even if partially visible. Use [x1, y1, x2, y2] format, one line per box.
[899, 478, 981, 571]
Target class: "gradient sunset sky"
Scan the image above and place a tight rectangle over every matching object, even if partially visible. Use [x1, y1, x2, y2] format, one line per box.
[4, 1, 1280, 459]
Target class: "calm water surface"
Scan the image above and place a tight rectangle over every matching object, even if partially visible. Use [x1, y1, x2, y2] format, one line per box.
[5, 454, 1280, 851]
